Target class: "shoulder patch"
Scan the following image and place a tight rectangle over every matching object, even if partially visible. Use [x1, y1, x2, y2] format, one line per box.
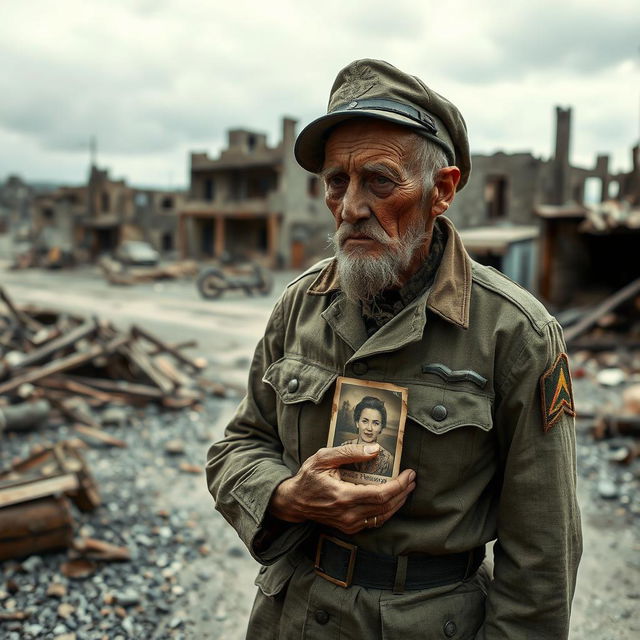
[540, 353, 575, 432]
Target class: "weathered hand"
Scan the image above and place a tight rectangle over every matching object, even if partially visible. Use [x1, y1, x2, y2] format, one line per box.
[268, 444, 416, 534]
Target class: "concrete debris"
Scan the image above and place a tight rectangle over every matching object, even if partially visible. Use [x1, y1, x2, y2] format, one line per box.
[597, 368, 627, 387]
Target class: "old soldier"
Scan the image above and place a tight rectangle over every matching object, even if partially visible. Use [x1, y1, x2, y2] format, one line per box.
[207, 59, 582, 639]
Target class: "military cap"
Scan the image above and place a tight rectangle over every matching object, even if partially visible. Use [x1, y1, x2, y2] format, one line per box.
[294, 58, 471, 190]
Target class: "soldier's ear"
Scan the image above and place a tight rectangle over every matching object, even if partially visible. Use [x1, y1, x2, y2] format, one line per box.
[430, 167, 460, 217]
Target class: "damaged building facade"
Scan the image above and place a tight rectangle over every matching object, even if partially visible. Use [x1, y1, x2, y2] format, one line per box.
[7, 168, 185, 267]
[448, 107, 640, 304]
[178, 117, 330, 268]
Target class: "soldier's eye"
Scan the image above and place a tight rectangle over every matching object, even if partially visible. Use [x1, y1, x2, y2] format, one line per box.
[327, 174, 348, 190]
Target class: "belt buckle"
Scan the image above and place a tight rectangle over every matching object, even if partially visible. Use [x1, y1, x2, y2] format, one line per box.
[314, 534, 357, 588]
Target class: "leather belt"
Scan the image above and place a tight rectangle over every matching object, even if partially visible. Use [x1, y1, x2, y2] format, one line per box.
[305, 533, 484, 592]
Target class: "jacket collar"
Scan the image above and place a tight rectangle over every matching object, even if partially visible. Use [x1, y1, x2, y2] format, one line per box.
[306, 216, 471, 330]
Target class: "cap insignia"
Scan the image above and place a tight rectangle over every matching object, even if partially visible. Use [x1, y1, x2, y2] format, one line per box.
[334, 63, 377, 102]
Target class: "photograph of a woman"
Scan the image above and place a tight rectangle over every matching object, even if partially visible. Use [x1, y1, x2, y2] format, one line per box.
[327, 377, 408, 485]
[341, 395, 394, 476]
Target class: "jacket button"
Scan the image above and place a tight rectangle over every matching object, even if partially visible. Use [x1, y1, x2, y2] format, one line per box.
[314, 609, 330, 625]
[352, 361, 368, 375]
[431, 404, 448, 421]
[443, 620, 457, 637]
[287, 378, 299, 393]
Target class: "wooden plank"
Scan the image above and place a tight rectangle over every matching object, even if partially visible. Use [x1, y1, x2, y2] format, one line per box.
[119, 341, 175, 394]
[154, 355, 194, 388]
[73, 424, 127, 448]
[10, 320, 98, 371]
[36, 375, 115, 404]
[564, 276, 640, 344]
[62, 374, 165, 400]
[148, 339, 197, 356]
[0, 473, 79, 508]
[0, 335, 128, 396]
[0, 287, 44, 333]
[132, 325, 205, 371]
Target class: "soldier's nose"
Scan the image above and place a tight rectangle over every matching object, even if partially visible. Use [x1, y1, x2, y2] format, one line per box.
[341, 184, 371, 224]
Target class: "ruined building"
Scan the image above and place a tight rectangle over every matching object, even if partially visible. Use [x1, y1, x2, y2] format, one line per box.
[447, 107, 640, 304]
[179, 117, 329, 268]
[24, 167, 185, 265]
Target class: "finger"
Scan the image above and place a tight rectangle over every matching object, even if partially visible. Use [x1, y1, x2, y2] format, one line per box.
[311, 444, 382, 469]
[344, 469, 416, 506]
[325, 481, 416, 534]
[348, 486, 413, 533]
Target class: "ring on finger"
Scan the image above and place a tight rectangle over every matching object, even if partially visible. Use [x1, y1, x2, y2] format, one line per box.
[364, 517, 369, 527]
[373, 515, 378, 528]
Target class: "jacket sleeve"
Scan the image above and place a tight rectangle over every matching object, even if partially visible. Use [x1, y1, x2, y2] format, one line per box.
[476, 320, 583, 639]
[205, 295, 312, 564]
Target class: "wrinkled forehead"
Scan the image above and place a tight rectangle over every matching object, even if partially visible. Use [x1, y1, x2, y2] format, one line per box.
[323, 119, 419, 171]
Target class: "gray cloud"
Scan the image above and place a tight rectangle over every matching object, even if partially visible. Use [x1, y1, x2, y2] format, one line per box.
[0, 0, 637, 185]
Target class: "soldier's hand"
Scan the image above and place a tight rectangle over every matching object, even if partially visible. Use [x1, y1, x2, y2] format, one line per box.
[268, 444, 416, 534]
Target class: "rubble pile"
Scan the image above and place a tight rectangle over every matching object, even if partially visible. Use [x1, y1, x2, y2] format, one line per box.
[0, 399, 233, 640]
[0, 285, 249, 637]
[564, 277, 640, 520]
[0, 286, 231, 429]
[0, 285, 235, 562]
[580, 200, 640, 233]
[98, 258, 199, 286]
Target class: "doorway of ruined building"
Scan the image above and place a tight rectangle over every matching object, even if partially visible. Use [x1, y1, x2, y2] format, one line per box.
[225, 217, 268, 262]
[485, 175, 508, 220]
[199, 219, 215, 257]
[581, 231, 640, 295]
[94, 226, 119, 257]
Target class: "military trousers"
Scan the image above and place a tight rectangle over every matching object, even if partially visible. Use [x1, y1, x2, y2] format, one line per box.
[247, 552, 490, 640]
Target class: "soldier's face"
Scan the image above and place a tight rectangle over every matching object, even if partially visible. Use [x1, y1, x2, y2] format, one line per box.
[356, 408, 383, 443]
[322, 119, 428, 265]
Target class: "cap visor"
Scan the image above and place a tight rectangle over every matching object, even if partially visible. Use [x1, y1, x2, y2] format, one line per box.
[294, 109, 425, 173]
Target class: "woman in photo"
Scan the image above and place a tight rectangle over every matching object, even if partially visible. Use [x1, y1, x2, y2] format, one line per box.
[341, 395, 394, 476]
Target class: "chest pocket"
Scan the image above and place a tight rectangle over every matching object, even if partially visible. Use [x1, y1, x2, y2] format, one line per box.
[263, 356, 337, 466]
[402, 383, 494, 514]
[408, 384, 493, 435]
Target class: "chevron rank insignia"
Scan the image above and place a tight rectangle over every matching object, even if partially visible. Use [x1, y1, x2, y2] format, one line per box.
[540, 353, 575, 432]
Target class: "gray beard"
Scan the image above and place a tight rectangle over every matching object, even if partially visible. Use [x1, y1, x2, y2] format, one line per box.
[331, 216, 429, 303]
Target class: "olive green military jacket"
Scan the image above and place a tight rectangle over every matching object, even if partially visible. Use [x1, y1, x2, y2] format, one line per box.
[207, 217, 582, 639]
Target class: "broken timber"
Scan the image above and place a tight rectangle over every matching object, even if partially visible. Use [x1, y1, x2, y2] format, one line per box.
[564, 276, 640, 345]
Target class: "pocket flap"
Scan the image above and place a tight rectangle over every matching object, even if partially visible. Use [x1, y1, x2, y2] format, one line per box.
[254, 554, 298, 597]
[263, 356, 337, 405]
[408, 384, 493, 435]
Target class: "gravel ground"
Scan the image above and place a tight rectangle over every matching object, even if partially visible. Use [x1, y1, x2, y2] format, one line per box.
[0, 397, 257, 640]
[0, 371, 639, 639]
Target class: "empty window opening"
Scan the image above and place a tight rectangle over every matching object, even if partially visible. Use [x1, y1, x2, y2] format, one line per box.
[485, 175, 508, 219]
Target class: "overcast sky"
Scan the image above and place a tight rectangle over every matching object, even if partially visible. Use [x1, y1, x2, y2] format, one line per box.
[1, 0, 638, 188]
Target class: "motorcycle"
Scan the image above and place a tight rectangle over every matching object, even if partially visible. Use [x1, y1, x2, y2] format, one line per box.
[196, 261, 273, 300]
